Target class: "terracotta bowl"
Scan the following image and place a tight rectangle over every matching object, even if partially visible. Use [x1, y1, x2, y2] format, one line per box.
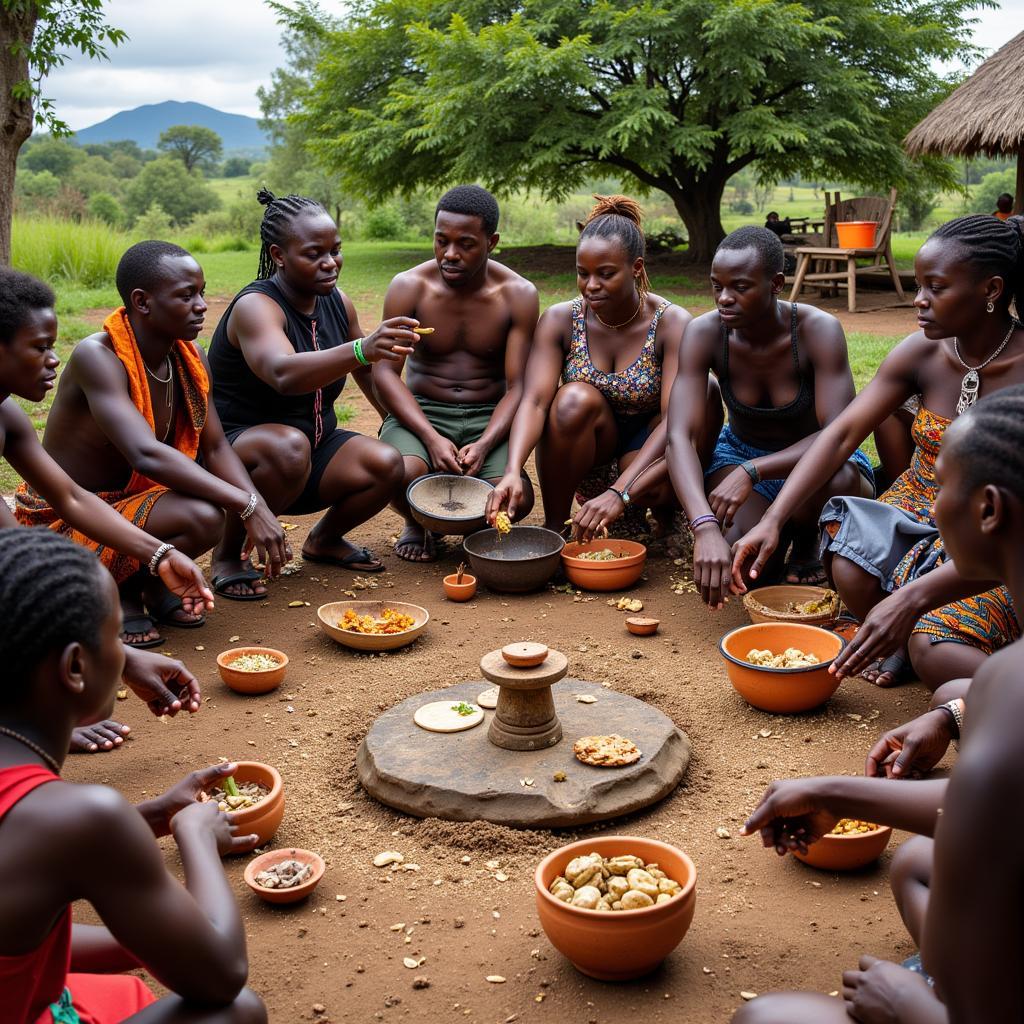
[626, 616, 659, 636]
[718, 622, 846, 713]
[316, 601, 429, 651]
[793, 825, 893, 871]
[742, 585, 840, 628]
[502, 641, 549, 667]
[561, 540, 647, 592]
[212, 761, 284, 855]
[535, 835, 697, 981]
[216, 646, 288, 695]
[244, 847, 325, 904]
[443, 573, 477, 602]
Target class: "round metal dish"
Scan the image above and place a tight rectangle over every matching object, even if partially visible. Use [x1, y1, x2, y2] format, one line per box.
[407, 473, 494, 535]
[462, 526, 565, 593]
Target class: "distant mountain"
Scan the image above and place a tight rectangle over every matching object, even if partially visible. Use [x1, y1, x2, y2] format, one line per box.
[74, 101, 267, 152]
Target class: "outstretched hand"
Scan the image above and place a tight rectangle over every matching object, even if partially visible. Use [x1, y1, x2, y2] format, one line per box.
[865, 709, 954, 779]
[122, 646, 201, 717]
[739, 778, 840, 855]
[831, 591, 919, 680]
[170, 797, 259, 856]
[730, 520, 781, 591]
[140, 762, 237, 838]
[486, 473, 526, 524]
[572, 489, 624, 542]
[157, 549, 214, 617]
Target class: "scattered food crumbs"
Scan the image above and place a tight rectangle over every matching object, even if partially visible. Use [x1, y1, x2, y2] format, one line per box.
[486, 976, 506, 984]
[494, 872, 509, 882]
[403, 958, 418, 969]
[716, 827, 732, 839]
[194, 644, 204, 651]
[373, 851, 404, 868]
[741, 992, 758, 1001]
[553, 771, 567, 782]
[228, 635, 240, 642]
[116, 688, 128, 700]
[288, 600, 305, 608]
[413, 976, 430, 989]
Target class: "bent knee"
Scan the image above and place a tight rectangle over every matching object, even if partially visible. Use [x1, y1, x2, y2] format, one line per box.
[185, 500, 226, 545]
[227, 987, 268, 1024]
[269, 430, 313, 482]
[550, 382, 607, 431]
[369, 441, 405, 486]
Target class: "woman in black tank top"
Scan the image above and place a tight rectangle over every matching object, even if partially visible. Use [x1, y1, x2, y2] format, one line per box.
[207, 191, 421, 590]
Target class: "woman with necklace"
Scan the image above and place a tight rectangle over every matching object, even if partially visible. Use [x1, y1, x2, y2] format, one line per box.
[487, 195, 720, 535]
[732, 214, 1024, 690]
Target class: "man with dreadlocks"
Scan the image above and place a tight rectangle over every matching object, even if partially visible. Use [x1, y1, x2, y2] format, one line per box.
[208, 190, 409, 575]
[375, 184, 539, 561]
[17, 242, 289, 646]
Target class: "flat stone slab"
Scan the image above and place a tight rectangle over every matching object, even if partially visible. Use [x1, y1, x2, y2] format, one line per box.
[357, 680, 691, 828]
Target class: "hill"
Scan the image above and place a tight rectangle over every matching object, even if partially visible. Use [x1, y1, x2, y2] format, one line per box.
[75, 101, 267, 152]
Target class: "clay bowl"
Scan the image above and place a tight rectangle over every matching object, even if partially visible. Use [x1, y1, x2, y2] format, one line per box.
[626, 616, 659, 636]
[535, 835, 697, 981]
[407, 473, 494, 536]
[244, 847, 326, 904]
[216, 646, 288, 695]
[462, 527, 565, 593]
[718, 622, 846, 713]
[212, 761, 284, 854]
[742, 585, 840, 628]
[316, 601, 429, 652]
[832, 615, 860, 643]
[561, 539, 647, 591]
[793, 825, 893, 871]
[502, 641, 549, 667]
[443, 573, 477, 602]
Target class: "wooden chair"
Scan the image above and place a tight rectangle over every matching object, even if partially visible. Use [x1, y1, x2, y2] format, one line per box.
[789, 188, 905, 312]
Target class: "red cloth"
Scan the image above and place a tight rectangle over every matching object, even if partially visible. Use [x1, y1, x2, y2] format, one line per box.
[0, 764, 157, 1023]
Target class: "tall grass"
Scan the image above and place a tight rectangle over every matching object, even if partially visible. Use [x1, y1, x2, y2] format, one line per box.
[12, 216, 131, 288]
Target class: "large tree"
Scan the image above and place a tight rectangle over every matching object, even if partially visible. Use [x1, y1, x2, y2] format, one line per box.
[157, 124, 223, 173]
[0, 0, 126, 263]
[282, 0, 978, 261]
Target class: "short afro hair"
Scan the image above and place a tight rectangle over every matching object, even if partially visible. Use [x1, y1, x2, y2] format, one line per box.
[715, 226, 785, 277]
[0, 267, 55, 345]
[115, 240, 192, 306]
[435, 185, 499, 236]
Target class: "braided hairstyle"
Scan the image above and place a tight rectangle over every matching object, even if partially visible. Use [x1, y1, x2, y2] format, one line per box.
[255, 188, 330, 280]
[579, 195, 651, 303]
[715, 225, 785, 277]
[946, 384, 1024, 503]
[928, 214, 1024, 318]
[0, 267, 55, 345]
[0, 528, 108, 697]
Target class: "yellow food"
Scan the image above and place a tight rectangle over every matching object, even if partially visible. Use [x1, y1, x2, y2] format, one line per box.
[829, 818, 880, 835]
[227, 654, 281, 672]
[549, 852, 683, 912]
[339, 607, 416, 634]
[203, 779, 269, 812]
[494, 511, 512, 535]
[746, 647, 821, 669]
[576, 548, 625, 561]
[786, 590, 838, 615]
[412, 326, 434, 335]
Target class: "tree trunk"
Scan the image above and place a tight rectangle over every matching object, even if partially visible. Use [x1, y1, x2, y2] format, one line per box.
[670, 177, 728, 264]
[0, 6, 38, 265]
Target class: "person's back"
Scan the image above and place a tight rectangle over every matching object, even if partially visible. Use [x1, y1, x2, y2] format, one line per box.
[993, 192, 1013, 220]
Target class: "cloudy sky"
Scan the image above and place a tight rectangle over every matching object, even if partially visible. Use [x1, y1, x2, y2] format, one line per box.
[46, 0, 1024, 131]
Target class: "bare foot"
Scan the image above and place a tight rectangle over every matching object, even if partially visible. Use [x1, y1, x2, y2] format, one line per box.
[71, 720, 131, 753]
[145, 581, 205, 626]
[394, 522, 436, 563]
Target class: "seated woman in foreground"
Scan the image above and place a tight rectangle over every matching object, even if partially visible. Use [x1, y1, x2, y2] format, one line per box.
[666, 226, 873, 608]
[0, 528, 265, 1023]
[733, 215, 1024, 689]
[733, 386, 1024, 1023]
[488, 195, 721, 538]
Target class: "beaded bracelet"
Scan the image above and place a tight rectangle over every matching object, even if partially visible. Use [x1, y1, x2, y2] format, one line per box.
[689, 514, 719, 531]
[941, 698, 965, 739]
[239, 492, 259, 522]
[148, 542, 175, 576]
[353, 337, 370, 366]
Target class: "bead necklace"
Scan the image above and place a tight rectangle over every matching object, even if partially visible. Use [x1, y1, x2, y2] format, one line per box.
[952, 318, 1021, 415]
[0, 725, 60, 774]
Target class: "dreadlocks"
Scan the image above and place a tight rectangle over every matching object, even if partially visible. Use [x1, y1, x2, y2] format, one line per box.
[579, 195, 651, 303]
[255, 188, 330, 281]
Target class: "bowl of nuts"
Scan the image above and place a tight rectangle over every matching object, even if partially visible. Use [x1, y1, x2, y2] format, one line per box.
[793, 819, 893, 871]
[216, 646, 288, 694]
[200, 760, 284, 854]
[534, 836, 697, 980]
[561, 539, 647, 591]
[244, 847, 325, 904]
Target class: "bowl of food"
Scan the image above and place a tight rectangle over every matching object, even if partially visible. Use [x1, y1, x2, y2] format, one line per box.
[626, 616, 659, 636]
[202, 760, 284, 854]
[244, 847, 326, 904]
[407, 473, 494, 536]
[316, 600, 429, 651]
[535, 836, 697, 981]
[462, 526, 565, 593]
[561, 539, 647, 591]
[718, 622, 845, 713]
[742, 585, 841, 628]
[216, 646, 288, 695]
[793, 819, 893, 871]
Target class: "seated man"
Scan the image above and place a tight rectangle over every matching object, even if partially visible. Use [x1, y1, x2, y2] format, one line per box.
[763, 211, 792, 237]
[993, 192, 1013, 220]
[375, 185, 538, 561]
[18, 241, 289, 646]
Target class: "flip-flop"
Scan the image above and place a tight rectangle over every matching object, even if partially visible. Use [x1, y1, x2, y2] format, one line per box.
[864, 652, 915, 688]
[784, 559, 828, 586]
[212, 568, 268, 601]
[121, 614, 164, 649]
[302, 546, 386, 573]
[149, 591, 206, 629]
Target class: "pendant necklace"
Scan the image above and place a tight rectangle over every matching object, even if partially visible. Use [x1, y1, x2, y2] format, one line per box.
[953, 319, 1021, 416]
[144, 355, 175, 442]
[591, 295, 643, 330]
[0, 725, 61, 774]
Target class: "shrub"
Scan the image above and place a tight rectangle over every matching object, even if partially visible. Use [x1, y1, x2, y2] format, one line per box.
[133, 202, 174, 238]
[363, 202, 406, 240]
[11, 215, 129, 287]
[971, 169, 1016, 216]
[125, 157, 221, 226]
[88, 192, 124, 227]
[222, 156, 252, 177]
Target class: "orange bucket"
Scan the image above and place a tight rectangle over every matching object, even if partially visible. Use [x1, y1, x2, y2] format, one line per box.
[836, 221, 877, 248]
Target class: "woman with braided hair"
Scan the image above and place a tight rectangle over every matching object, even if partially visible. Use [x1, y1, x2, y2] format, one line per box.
[732, 214, 1024, 690]
[487, 194, 720, 537]
[208, 189, 414, 576]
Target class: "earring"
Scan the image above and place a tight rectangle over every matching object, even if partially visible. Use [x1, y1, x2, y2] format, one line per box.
[987, 301, 995, 313]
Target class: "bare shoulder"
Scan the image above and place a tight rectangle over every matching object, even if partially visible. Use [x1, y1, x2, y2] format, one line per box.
[17, 780, 138, 852]
[655, 296, 692, 331]
[683, 309, 722, 343]
[67, 331, 126, 384]
[490, 260, 538, 299]
[387, 261, 436, 295]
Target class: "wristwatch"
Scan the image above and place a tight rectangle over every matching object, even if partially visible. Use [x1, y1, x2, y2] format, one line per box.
[609, 486, 631, 506]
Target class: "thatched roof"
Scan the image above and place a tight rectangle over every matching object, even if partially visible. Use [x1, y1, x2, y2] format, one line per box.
[905, 31, 1024, 157]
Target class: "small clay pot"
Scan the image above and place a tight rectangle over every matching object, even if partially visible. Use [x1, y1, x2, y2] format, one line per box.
[214, 761, 284, 854]
[793, 826, 893, 871]
[626, 616, 659, 636]
[443, 573, 477, 602]
[501, 641, 549, 667]
[244, 847, 325, 904]
[217, 647, 288, 695]
[561, 540, 647, 592]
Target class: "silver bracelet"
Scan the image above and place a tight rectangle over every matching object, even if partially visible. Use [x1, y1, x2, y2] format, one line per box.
[239, 492, 259, 521]
[941, 699, 964, 739]
[148, 542, 175, 576]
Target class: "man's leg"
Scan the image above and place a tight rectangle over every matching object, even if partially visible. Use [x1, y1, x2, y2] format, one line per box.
[732, 992, 851, 1023]
[890, 835, 933, 947]
[909, 635, 987, 694]
[393, 454, 437, 562]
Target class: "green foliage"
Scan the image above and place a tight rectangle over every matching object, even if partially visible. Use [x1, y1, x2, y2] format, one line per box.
[10, 214, 128, 286]
[157, 124, 224, 173]
[87, 191, 123, 227]
[15, 168, 60, 201]
[186, 197, 265, 250]
[363, 202, 407, 240]
[222, 156, 252, 178]
[20, 135, 81, 175]
[133, 202, 174, 238]
[124, 157, 220, 226]
[971, 169, 1016, 216]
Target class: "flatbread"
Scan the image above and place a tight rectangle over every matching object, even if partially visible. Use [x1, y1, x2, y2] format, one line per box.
[573, 734, 641, 767]
[477, 687, 499, 710]
[414, 701, 484, 733]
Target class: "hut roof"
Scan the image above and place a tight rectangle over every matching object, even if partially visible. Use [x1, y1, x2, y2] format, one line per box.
[905, 30, 1024, 157]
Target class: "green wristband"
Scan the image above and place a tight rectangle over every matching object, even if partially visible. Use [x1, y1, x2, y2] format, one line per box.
[353, 337, 369, 366]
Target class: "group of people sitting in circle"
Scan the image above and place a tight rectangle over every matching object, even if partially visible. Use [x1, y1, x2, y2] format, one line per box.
[0, 177, 1022, 1021]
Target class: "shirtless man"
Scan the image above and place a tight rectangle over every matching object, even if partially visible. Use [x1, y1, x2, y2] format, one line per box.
[375, 185, 539, 561]
[23, 241, 288, 646]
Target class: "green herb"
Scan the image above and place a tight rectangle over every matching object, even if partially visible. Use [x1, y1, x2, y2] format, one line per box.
[223, 775, 240, 798]
[451, 702, 475, 717]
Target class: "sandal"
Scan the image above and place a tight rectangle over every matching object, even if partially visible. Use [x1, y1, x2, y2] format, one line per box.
[784, 558, 828, 586]
[302, 546, 385, 573]
[149, 591, 206, 629]
[120, 614, 164, 649]
[212, 568, 267, 601]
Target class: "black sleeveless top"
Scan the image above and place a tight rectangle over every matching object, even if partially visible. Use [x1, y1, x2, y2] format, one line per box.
[209, 278, 349, 448]
[719, 302, 814, 424]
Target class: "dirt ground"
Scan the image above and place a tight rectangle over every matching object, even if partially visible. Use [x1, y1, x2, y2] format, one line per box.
[61, 359, 945, 1022]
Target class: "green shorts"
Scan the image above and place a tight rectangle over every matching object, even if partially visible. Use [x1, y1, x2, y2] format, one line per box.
[379, 395, 509, 481]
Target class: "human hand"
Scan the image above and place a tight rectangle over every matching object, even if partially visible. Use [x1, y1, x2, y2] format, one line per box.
[456, 440, 489, 478]
[485, 473, 526, 522]
[730, 519, 781, 590]
[842, 955, 935, 1023]
[708, 467, 753, 532]
[122, 647, 201, 717]
[170, 796, 259, 856]
[739, 777, 841, 855]
[240, 498, 291, 578]
[425, 433, 463, 475]
[831, 591, 920, 680]
[693, 524, 737, 609]
[156, 549, 214, 617]
[865, 709, 954, 779]
[143, 762, 237, 838]
[573, 489, 624, 542]
[361, 317, 420, 363]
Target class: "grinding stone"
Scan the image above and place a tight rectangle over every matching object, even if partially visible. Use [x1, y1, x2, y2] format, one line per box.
[357, 680, 691, 828]
[413, 701, 484, 733]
